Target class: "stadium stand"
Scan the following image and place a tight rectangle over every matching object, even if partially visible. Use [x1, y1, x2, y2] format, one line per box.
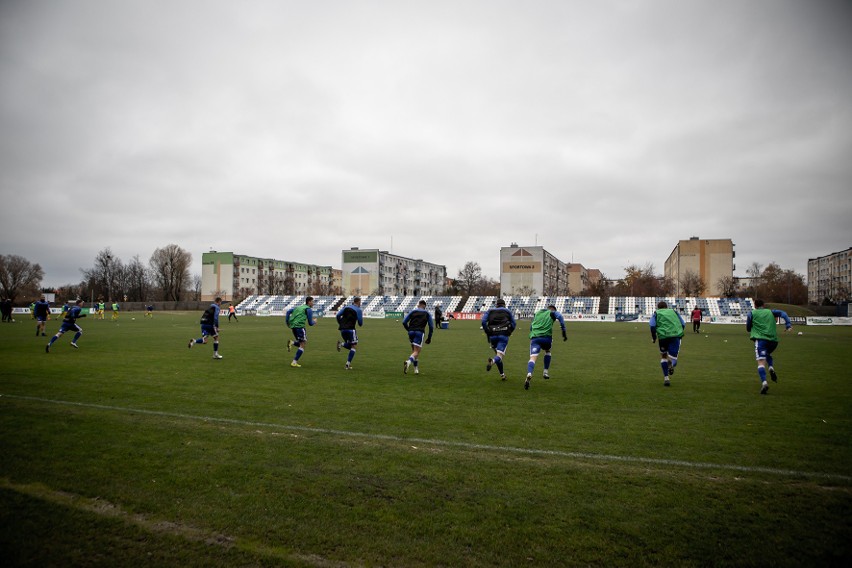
[607, 297, 754, 316]
[236, 295, 753, 318]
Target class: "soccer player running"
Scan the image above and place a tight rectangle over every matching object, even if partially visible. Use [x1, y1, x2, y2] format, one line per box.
[33, 296, 51, 337]
[649, 300, 686, 387]
[402, 299, 433, 375]
[746, 299, 792, 395]
[286, 296, 315, 368]
[482, 298, 516, 381]
[46, 299, 86, 352]
[111, 301, 120, 321]
[524, 304, 567, 390]
[227, 304, 238, 322]
[188, 297, 223, 359]
[336, 296, 363, 370]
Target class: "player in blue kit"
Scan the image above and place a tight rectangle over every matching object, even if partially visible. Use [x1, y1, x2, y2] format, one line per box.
[45, 299, 86, 352]
[746, 299, 792, 394]
[188, 297, 223, 359]
[649, 300, 686, 387]
[286, 297, 315, 367]
[402, 300, 434, 375]
[482, 298, 516, 381]
[336, 296, 363, 370]
[33, 296, 51, 336]
[524, 305, 567, 390]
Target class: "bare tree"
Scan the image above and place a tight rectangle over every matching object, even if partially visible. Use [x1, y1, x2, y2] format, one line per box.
[716, 275, 738, 298]
[746, 262, 763, 279]
[513, 285, 536, 296]
[191, 274, 202, 301]
[755, 263, 807, 304]
[582, 272, 611, 298]
[0, 254, 44, 302]
[267, 273, 287, 295]
[679, 270, 706, 296]
[477, 276, 500, 295]
[616, 263, 671, 297]
[54, 283, 85, 302]
[81, 248, 124, 301]
[149, 244, 192, 301]
[456, 261, 483, 295]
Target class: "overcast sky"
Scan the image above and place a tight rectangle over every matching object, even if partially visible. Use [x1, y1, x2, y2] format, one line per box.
[2, 0, 850, 288]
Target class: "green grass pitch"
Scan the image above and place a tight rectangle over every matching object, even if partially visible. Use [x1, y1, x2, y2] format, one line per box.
[1, 312, 850, 566]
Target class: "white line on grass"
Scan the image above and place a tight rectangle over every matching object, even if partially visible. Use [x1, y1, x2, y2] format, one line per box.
[4, 393, 850, 482]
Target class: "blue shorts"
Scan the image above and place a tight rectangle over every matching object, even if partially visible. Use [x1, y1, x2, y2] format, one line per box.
[658, 337, 681, 357]
[200, 324, 218, 338]
[292, 327, 307, 344]
[59, 322, 82, 334]
[340, 329, 358, 347]
[754, 339, 778, 360]
[408, 330, 425, 347]
[530, 337, 552, 356]
[37, 315, 48, 323]
[489, 335, 510, 354]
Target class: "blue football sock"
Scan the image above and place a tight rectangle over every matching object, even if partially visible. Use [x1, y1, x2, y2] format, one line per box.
[348, 350, 356, 363]
[758, 366, 767, 382]
[295, 348, 304, 361]
[527, 361, 535, 374]
[73, 332, 82, 342]
[543, 354, 551, 370]
[661, 360, 669, 378]
[213, 342, 219, 352]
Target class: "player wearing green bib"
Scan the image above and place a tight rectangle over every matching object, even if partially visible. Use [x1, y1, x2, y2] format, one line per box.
[746, 299, 792, 395]
[285, 297, 316, 367]
[524, 305, 567, 390]
[649, 301, 685, 387]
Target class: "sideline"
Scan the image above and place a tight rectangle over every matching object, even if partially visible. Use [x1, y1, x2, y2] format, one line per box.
[3, 393, 850, 482]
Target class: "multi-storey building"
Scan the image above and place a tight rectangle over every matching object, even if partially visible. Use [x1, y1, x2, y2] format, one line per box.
[664, 237, 734, 297]
[200, 251, 334, 302]
[499, 244, 594, 296]
[808, 247, 852, 304]
[341, 248, 446, 296]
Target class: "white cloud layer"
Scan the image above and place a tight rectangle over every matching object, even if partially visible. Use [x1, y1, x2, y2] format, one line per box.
[2, 0, 850, 286]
